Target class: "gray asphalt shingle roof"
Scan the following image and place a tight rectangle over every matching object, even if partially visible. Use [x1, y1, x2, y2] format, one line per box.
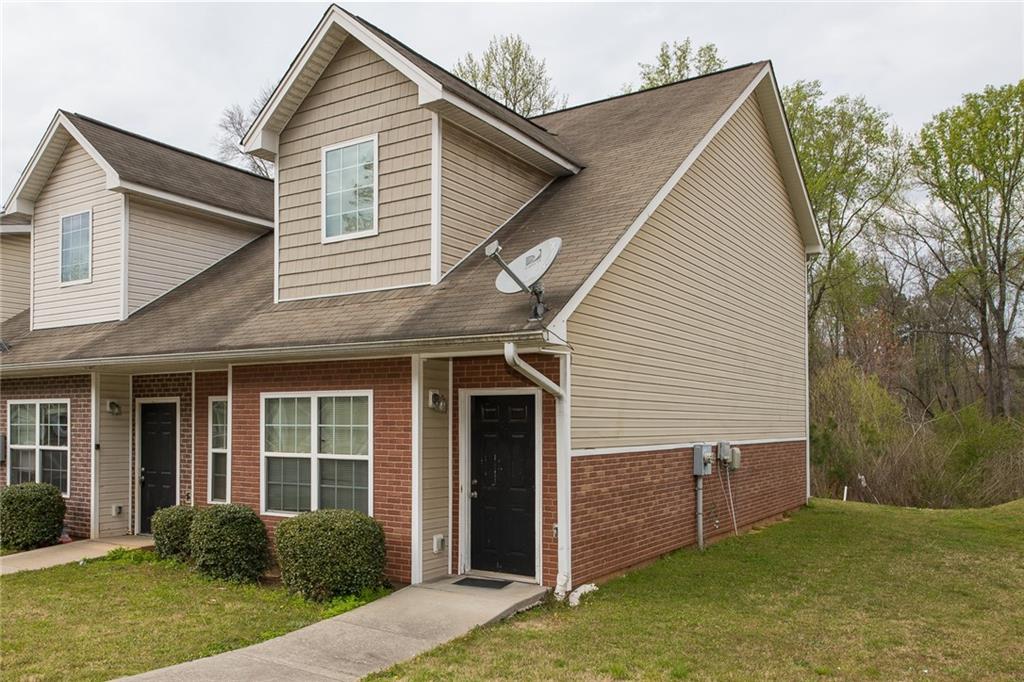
[1, 63, 765, 368]
[65, 112, 274, 221]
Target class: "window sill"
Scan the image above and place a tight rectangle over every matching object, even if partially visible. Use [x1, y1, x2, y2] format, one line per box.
[59, 277, 92, 288]
[321, 227, 379, 245]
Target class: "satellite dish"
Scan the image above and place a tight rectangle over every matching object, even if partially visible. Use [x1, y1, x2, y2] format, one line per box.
[492, 238, 562, 294]
[485, 237, 562, 320]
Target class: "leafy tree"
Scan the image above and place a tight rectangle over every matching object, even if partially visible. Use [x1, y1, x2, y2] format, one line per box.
[214, 84, 274, 178]
[453, 35, 567, 116]
[904, 81, 1024, 417]
[624, 38, 725, 93]
[782, 80, 908, 334]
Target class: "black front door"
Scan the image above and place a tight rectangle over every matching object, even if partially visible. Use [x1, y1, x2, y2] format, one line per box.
[470, 394, 536, 576]
[139, 402, 177, 534]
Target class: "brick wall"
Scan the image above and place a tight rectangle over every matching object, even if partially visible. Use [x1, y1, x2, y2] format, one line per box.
[131, 373, 194, 530]
[230, 358, 412, 584]
[0, 375, 93, 537]
[571, 440, 807, 584]
[451, 354, 560, 586]
[193, 371, 228, 506]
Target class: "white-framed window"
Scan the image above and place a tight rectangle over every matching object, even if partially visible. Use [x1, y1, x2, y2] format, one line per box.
[321, 135, 378, 243]
[60, 210, 91, 284]
[260, 391, 372, 516]
[208, 396, 229, 503]
[6, 399, 71, 496]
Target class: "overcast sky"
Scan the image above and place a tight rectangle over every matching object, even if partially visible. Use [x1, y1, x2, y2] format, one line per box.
[2, 2, 1021, 199]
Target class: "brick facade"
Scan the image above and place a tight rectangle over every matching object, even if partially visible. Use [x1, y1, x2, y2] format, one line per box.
[571, 439, 807, 584]
[0, 374, 93, 537]
[230, 358, 412, 584]
[450, 354, 560, 586]
[131, 373, 194, 531]
[193, 371, 228, 506]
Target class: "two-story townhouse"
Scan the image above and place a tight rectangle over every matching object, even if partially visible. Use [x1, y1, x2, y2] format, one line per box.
[1, 4, 820, 591]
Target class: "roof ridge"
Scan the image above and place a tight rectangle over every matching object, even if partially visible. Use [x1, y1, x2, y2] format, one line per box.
[531, 61, 767, 120]
[344, 8, 561, 140]
[62, 111, 273, 183]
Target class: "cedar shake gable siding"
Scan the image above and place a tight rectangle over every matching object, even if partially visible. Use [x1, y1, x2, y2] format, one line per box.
[276, 37, 434, 299]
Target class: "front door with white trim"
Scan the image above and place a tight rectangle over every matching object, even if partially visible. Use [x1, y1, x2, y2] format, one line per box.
[139, 402, 177, 534]
[469, 394, 536, 576]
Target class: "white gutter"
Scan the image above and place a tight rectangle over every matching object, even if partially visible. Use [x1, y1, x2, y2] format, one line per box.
[503, 342, 563, 398]
[1, 331, 547, 375]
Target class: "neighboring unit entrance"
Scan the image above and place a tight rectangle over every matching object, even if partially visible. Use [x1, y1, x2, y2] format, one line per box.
[470, 394, 536, 576]
[139, 402, 177, 534]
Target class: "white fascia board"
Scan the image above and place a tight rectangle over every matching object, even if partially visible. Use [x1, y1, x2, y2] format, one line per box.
[549, 65, 772, 331]
[759, 66, 823, 255]
[2, 111, 62, 214]
[114, 181, 273, 229]
[5, 198, 35, 217]
[0, 330, 547, 374]
[437, 91, 580, 175]
[2, 112, 120, 216]
[0, 223, 32, 235]
[242, 130, 279, 159]
[242, 6, 442, 157]
[240, 7, 576, 177]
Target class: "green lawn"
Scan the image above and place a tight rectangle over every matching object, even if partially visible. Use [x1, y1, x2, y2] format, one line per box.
[374, 499, 1024, 681]
[0, 549, 380, 681]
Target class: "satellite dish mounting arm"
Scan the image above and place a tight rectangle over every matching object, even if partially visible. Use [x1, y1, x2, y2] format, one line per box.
[485, 241, 549, 321]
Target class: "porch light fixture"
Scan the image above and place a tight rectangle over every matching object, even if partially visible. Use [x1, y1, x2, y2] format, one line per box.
[105, 400, 122, 416]
[427, 389, 447, 413]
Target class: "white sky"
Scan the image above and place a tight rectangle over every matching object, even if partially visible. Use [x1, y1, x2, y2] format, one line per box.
[2, 2, 1022, 199]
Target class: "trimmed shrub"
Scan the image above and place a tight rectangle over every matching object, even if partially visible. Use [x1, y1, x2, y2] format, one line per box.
[189, 504, 268, 582]
[276, 509, 386, 601]
[151, 505, 196, 561]
[0, 482, 66, 550]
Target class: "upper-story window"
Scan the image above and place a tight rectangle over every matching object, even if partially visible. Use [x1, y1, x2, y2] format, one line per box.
[60, 210, 91, 283]
[322, 135, 378, 243]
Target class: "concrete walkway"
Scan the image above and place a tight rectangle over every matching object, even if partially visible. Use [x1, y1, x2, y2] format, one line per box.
[125, 576, 548, 681]
[0, 535, 154, 575]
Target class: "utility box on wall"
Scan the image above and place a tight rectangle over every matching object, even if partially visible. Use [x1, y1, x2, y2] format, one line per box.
[693, 444, 713, 476]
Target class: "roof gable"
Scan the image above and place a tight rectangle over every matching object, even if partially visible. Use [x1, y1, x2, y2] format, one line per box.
[545, 63, 822, 336]
[2, 111, 273, 227]
[242, 4, 581, 176]
[1, 62, 820, 370]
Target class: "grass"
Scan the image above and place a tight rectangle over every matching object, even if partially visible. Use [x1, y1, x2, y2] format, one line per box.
[0, 549, 386, 681]
[373, 499, 1024, 681]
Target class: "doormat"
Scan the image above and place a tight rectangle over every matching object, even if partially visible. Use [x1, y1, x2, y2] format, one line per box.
[453, 577, 511, 589]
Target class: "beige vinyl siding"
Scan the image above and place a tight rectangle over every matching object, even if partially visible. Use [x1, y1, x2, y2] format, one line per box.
[32, 140, 122, 329]
[440, 121, 551, 272]
[97, 373, 131, 537]
[277, 37, 433, 300]
[569, 96, 808, 450]
[126, 198, 262, 313]
[420, 358, 451, 580]
[0, 233, 31, 322]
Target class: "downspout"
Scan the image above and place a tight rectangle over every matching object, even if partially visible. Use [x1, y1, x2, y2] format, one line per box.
[503, 342, 571, 596]
[696, 476, 704, 551]
[503, 342, 563, 399]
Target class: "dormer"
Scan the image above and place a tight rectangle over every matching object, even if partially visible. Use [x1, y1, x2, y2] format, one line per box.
[2, 112, 273, 330]
[243, 5, 579, 302]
